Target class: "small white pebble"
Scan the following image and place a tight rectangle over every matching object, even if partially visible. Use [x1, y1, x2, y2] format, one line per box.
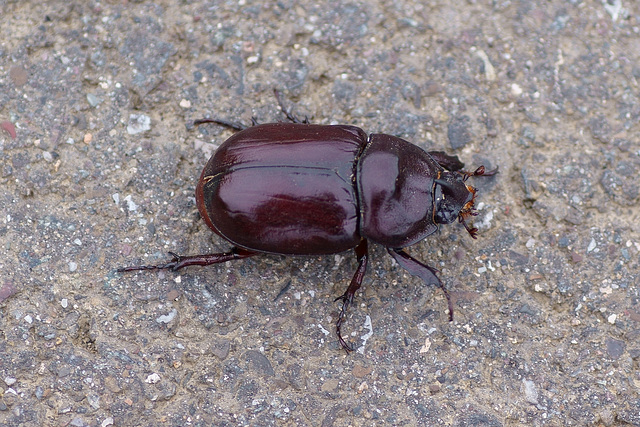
[608, 314, 617, 324]
[420, 338, 431, 353]
[112, 193, 120, 205]
[73, 238, 82, 246]
[587, 238, 597, 252]
[145, 373, 161, 384]
[61, 298, 68, 308]
[4, 377, 16, 386]
[523, 379, 539, 404]
[124, 195, 138, 212]
[156, 309, 177, 324]
[69, 261, 78, 272]
[24, 315, 33, 324]
[603, 0, 622, 21]
[511, 83, 523, 96]
[600, 286, 612, 295]
[179, 99, 191, 108]
[317, 324, 330, 336]
[127, 114, 151, 135]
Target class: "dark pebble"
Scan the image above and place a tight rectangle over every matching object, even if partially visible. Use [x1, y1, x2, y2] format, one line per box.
[244, 350, 275, 377]
[448, 115, 472, 149]
[605, 338, 625, 359]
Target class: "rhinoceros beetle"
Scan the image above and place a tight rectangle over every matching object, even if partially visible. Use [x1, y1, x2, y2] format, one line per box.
[119, 91, 497, 351]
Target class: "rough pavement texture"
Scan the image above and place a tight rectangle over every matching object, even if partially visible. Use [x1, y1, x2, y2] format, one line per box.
[1, 1, 639, 426]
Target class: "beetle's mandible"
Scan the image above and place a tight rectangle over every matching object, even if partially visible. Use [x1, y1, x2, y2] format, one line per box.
[119, 92, 497, 352]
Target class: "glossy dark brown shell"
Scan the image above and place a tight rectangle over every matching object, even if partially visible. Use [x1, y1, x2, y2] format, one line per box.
[196, 123, 367, 255]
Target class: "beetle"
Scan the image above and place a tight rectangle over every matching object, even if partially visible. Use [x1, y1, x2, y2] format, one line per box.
[119, 92, 497, 351]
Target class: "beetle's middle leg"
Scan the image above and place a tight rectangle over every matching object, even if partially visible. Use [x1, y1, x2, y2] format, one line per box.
[335, 239, 369, 352]
[387, 248, 454, 322]
[117, 247, 258, 272]
[194, 118, 251, 131]
[195, 90, 309, 130]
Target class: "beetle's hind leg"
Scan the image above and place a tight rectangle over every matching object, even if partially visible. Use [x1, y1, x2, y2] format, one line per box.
[118, 247, 257, 272]
[194, 118, 249, 131]
[274, 89, 310, 124]
[335, 239, 369, 352]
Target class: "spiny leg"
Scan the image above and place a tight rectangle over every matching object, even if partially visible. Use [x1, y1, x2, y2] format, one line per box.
[387, 248, 454, 322]
[195, 90, 309, 130]
[428, 151, 499, 179]
[461, 165, 499, 181]
[335, 239, 369, 352]
[428, 151, 465, 172]
[194, 118, 248, 131]
[118, 247, 258, 272]
[273, 89, 309, 124]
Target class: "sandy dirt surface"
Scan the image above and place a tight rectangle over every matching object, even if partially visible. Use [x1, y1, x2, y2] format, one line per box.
[1, 1, 639, 425]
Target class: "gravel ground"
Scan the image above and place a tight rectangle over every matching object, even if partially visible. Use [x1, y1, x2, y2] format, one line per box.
[1, 1, 639, 426]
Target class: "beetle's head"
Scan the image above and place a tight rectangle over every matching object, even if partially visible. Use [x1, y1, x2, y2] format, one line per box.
[433, 171, 475, 224]
[434, 166, 489, 239]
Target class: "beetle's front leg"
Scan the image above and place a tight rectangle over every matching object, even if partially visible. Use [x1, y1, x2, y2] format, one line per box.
[335, 239, 369, 352]
[460, 165, 499, 181]
[387, 248, 454, 321]
[118, 247, 258, 272]
[428, 151, 465, 171]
